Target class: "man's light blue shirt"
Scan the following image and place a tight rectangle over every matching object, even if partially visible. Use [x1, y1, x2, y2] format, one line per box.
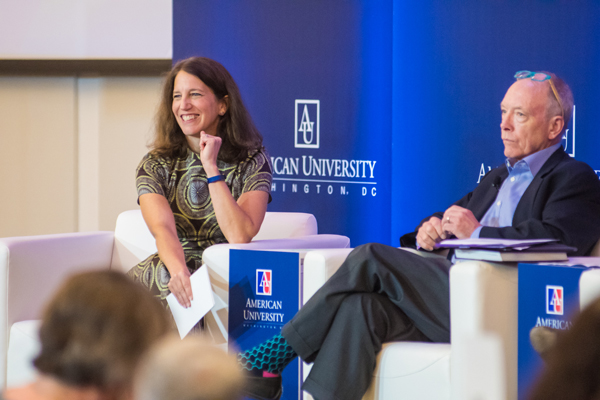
[470, 143, 561, 237]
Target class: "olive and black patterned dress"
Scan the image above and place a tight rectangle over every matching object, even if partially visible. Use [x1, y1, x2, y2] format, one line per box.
[127, 148, 272, 307]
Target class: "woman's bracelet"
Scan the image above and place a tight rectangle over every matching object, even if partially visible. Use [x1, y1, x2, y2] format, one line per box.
[207, 174, 224, 184]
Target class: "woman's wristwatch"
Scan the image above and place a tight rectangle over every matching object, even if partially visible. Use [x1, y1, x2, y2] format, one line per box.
[207, 174, 224, 184]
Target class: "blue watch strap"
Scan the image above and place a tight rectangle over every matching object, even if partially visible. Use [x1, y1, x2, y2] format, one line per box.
[207, 174, 224, 184]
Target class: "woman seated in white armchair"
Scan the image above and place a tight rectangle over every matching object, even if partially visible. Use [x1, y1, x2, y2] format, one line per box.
[127, 57, 272, 313]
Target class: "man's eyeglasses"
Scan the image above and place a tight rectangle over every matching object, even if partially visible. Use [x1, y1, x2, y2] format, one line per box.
[514, 70, 564, 120]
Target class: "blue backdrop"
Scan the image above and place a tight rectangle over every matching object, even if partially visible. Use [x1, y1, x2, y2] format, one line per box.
[173, 0, 600, 247]
[173, 1, 392, 246]
[392, 1, 600, 245]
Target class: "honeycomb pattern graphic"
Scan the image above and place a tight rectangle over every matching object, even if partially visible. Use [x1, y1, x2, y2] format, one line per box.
[238, 334, 296, 373]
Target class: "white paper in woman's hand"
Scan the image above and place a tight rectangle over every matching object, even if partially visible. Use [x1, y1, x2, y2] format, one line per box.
[166, 264, 215, 338]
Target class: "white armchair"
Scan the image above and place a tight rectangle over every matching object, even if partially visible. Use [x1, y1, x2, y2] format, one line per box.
[301, 245, 600, 400]
[0, 210, 350, 388]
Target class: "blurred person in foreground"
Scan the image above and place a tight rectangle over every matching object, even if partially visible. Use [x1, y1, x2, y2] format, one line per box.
[529, 297, 600, 400]
[4, 270, 171, 400]
[134, 335, 244, 400]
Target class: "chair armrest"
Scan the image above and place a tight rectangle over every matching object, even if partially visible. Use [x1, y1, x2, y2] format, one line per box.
[0, 232, 114, 325]
[111, 210, 157, 272]
[580, 268, 600, 309]
[302, 248, 354, 301]
[202, 235, 350, 283]
[200, 235, 350, 345]
[449, 260, 518, 400]
[0, 232, 114, 389]
[252, 212, 318, 240]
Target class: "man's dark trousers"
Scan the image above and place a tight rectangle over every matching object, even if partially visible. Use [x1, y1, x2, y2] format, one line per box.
[282, 243, 452, 400]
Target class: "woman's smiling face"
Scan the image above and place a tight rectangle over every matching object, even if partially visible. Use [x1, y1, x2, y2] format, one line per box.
[172, 70, 227, 141]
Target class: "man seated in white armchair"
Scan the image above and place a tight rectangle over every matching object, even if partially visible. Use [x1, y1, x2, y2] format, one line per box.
[238, 71, 600, 400]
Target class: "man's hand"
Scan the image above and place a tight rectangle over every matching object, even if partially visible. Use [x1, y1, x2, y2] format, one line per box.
[416, 216, 446, 251]
[442, 205, 481, 239]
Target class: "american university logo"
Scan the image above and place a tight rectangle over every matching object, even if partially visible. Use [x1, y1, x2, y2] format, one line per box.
[269, 98, 378, 198]
[546, 285, 564, 315]
[295, 99, 320, 148]
[535, 284, 571, 330]
[256, 269, 272, 296]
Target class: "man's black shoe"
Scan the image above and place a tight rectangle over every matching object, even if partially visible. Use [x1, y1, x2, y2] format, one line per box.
[242, 375, 283, 400]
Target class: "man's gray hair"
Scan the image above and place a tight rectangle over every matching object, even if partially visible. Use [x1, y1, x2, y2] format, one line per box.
[134, 335, 245, 400]
[543, 71, 574, 133]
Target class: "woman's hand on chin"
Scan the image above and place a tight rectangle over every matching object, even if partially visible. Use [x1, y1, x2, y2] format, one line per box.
[199, 131, 222, 176]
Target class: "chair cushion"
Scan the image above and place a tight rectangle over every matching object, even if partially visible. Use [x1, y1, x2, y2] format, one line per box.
[365, 342, 451, 400]
[375, 342, 451, 377]
[111, 210, 157, 271]
[252, 212, 318, 240]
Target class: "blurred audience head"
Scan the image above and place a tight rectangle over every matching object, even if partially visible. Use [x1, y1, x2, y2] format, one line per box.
[33, 270, 171, 400]
[134, 335, 245, 400]
[528, 297, 600, 400]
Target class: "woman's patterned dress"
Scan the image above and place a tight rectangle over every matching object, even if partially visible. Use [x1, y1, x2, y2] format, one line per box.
[127, 148, 272, 307]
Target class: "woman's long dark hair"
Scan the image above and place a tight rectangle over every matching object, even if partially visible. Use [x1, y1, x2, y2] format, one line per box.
[151, 57, 263, 163]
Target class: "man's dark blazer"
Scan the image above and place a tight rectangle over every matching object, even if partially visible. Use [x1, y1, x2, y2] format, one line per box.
[401, 147, 600, 256]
